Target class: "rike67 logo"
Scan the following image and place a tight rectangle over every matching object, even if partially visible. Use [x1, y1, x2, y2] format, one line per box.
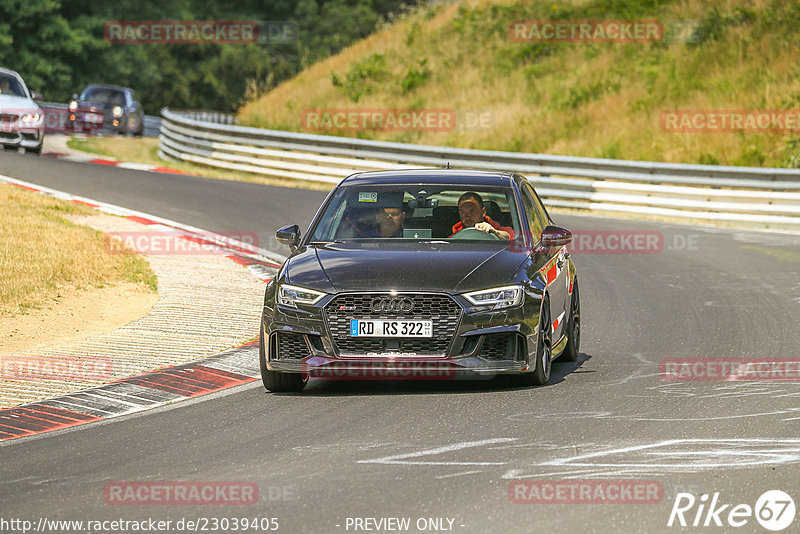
[668, 490, 796, 531]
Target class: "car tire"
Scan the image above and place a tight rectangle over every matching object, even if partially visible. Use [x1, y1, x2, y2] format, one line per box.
[259, 330, 308, 393]
[561, 278, 580, 362]
[513, 298, 552, 387]
[28, 144, 42, 156]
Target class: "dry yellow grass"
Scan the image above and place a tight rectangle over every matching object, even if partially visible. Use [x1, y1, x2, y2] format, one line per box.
[239, 0, 800, 167]
[0, 183, 156, 317]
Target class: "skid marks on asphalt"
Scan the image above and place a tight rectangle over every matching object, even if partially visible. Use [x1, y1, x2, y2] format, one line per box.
[501, 438, 800, 479]
[353, 436, 800, 480]
[627, 380, 800, 401]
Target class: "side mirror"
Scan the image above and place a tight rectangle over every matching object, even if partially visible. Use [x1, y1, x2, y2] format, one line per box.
[540, 225, 572, 248]
[31, 91, 43, 101]
[276, 224, 300, 250]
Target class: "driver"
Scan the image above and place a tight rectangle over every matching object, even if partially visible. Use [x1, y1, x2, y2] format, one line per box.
[370, 206, 406, 237]
[451, 192, 514, 240]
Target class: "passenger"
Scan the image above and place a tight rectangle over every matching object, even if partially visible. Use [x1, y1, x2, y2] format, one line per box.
[0, 79, 9, 94]
[451, 192, 514, 239]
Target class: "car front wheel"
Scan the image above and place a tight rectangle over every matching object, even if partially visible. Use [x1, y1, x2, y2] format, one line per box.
[512, 298, 552, 387]
[561, 278, 580, 362]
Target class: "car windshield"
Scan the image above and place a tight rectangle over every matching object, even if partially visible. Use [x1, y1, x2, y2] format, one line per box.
[81, 87, 126, 105]
[309, 184, 521, 242]
[0, 75, 27, 98]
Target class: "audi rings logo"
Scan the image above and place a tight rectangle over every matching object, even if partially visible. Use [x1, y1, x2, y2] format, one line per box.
[370, 297, 414, 313]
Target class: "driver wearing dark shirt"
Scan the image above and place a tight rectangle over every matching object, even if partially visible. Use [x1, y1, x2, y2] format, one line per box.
[451, 192, 514, 239]
[372, 207, 406, 237]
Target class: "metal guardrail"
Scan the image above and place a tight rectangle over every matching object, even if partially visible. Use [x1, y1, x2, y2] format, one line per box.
[159, 108, 800, 229]
[178, 110, 238, 125]
[39, 101, 161, 137]
[142, 115, 162, 138]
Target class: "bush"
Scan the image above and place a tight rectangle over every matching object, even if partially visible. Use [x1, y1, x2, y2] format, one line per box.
[333, 53, 388, 102]
[401, 59, 431, 93]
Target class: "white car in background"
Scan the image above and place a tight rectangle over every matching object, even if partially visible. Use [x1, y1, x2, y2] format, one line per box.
[0, 68, 45, 155]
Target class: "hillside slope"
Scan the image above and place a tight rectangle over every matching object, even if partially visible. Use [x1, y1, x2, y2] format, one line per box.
[239, 0, 800, 167]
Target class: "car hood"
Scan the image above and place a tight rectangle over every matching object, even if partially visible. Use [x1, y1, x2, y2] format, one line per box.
[0, 94, 39, 113]
[284, 241, 528, 293]
[78, 100, 115, 111]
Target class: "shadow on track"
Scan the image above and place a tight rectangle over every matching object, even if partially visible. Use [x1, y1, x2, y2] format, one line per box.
[264, 353, 592, 397]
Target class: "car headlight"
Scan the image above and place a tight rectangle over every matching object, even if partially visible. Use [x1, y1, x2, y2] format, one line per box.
[68, 100, 78, 111]
[21, 113, 42, 123]
[463, 285, 523, 310]
[277, 283, 325, 308]
[112, 106, 123, 118]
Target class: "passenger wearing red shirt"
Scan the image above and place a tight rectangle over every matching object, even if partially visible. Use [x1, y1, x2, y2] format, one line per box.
[450, 192, 514, 240]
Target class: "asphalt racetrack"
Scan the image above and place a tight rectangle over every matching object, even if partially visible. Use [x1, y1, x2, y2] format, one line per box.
[2, 150, 800, 533]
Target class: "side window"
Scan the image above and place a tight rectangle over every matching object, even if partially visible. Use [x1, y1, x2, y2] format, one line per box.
[520, 184, 544, 245]
[529, 186, 551, 228]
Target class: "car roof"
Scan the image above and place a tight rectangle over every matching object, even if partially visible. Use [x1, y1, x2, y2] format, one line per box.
[0, 68, 22, 78]
[82, 84, 131, 93]
[340, 169, 515, 187]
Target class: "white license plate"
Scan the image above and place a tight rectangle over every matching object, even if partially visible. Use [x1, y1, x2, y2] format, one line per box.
[85, 113, 102, 123]
[350, 319, 432, 337]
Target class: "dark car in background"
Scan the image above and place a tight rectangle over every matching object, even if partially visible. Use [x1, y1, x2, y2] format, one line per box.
[66, 84, 144, 136]
[0, 68, 45, 154]
[260, 169, 581, 392]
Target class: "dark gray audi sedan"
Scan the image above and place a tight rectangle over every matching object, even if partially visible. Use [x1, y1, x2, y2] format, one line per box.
[260, 170, 580, 392]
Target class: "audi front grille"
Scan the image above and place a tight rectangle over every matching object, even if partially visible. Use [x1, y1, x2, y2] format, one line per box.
[323, 293, 462, 356]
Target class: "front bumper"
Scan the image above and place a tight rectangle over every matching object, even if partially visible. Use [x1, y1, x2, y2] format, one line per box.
[66, 113, 106, 133]
[67, 110, 136, 134]
[263, 290, 540, 377]
[0, 128, 44, 149]
[267, 353, 530, 378]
